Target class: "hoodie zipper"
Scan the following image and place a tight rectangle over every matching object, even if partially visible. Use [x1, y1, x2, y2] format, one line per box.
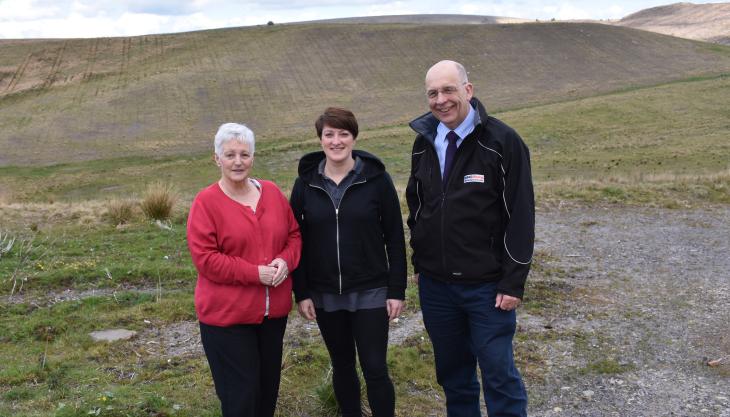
[308, 179, 366, 294]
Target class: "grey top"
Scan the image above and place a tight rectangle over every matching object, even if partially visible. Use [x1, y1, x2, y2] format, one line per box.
[318, 156, 363, 208]
[310, 287, 387, 312]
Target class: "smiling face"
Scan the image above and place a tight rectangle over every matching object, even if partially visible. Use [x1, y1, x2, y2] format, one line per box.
[425, 61, 473, 129]
[215, 139, 253, 185]
[320, 124, 355, 164]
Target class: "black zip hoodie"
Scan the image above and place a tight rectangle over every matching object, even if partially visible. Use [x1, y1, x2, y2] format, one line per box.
[405, 97, 535, 298]
[290, 150, 407, 302]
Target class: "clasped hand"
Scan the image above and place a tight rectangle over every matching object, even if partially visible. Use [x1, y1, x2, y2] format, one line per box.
[258, 258, 288, 287]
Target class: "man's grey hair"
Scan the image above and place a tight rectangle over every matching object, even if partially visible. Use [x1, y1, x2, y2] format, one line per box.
[454, 61, 469, 84]
[214, 123, 255, 156]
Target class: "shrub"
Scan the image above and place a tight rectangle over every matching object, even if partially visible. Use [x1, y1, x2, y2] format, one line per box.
[104, 199, 137, 225]
[140, 182, 177, 221]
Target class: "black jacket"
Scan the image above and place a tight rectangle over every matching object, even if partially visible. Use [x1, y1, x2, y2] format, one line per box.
[405, 97, 534, 298]
[290, 150, 407, 301]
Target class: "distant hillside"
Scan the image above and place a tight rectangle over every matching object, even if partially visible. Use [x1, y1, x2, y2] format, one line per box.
[307, 14, 530, 24]
[1, 22, 730, 166]
[617, 2, 730, 44]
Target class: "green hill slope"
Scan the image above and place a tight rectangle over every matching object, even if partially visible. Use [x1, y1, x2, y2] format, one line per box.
[1, 75, 728, 207]
[1, 22, 730, 166]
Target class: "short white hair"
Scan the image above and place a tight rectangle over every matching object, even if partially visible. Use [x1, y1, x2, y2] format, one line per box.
[214, 123, 255, 156]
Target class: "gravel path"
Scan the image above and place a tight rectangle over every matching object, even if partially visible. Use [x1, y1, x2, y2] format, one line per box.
[529, 205, 730, 417]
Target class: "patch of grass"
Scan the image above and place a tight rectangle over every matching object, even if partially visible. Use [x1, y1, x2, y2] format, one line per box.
[103, 199, 137, 226]
[0, 220, 195, 295]
[582, 358, 634, 375]
[313, 371, 339, 416]
[140, 182, 177, 221]
[522, 279, 574, 314]
[0, 293, 213, 417]
[521, 251, 575, 315]
[503, 76, 730, 206]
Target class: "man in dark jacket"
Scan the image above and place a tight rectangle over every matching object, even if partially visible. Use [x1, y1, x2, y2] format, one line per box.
[406, 60, 534, 417]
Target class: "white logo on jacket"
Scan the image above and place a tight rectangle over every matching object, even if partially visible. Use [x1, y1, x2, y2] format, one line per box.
[463, 174, 485, 183]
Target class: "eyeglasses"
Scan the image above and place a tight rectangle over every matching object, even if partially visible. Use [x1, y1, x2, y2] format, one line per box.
[426, 83, 466, 100]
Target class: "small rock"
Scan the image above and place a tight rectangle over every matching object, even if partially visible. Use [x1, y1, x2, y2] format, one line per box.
[553, 406, 563, 412]
[89, 329, 137, 342]
[581, 390, 594, 399]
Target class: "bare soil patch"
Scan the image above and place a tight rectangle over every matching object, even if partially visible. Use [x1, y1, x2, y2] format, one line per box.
[617, 3, 730, 44]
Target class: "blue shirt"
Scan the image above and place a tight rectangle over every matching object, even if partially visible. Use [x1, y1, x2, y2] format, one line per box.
[434, 105, 477, 177]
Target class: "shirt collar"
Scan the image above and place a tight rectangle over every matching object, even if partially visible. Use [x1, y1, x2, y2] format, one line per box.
[436, 104, 477, 140]
[318, 155, 362, 177]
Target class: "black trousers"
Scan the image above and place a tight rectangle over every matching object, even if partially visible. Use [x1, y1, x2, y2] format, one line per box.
[316, 307, 395, 417]
[199, 317, 287, 417]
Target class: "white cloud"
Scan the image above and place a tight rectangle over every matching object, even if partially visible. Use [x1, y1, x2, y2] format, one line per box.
[546, 4, 592, 20]
[0, 1, 725, 39]
[0, 0, 60, 21]
[606, 5, 627, 20]
[365, 1, 420, 16]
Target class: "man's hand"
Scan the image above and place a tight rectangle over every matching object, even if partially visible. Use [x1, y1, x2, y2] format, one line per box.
[495, 293, 521, 311]
[297, 299, 316, 320]
[386, 299, 404, 321]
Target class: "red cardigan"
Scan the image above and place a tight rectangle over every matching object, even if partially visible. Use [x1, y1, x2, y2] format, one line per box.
[187, 180, 301, 326]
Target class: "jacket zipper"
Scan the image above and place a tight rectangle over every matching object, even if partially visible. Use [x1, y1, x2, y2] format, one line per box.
[308, 179, 366, 294]
[440, 191, 447, 273]
[440, 144, 455, 276]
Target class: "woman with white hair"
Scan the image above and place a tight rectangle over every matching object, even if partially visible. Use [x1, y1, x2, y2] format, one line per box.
[186, 123, 301, 417]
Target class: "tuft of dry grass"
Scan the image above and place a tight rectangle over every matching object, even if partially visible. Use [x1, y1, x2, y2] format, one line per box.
[141, 182, 178, 221]
[0, 201, 106, 231]
[104, 198, 138, 225]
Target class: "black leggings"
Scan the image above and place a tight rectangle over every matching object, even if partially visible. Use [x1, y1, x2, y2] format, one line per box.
[316, 307, 395, 417]
[199, 317, 287, 417]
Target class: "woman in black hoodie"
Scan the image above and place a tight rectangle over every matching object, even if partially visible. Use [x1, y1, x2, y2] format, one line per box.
[290, 107, 407, 417]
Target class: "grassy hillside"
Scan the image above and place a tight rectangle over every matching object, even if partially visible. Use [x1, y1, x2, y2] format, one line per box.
[1, 74, 728, 211]
[2, 22, 730, 166]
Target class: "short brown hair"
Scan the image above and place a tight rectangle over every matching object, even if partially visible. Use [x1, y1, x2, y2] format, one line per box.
[315, 107, 358, 139]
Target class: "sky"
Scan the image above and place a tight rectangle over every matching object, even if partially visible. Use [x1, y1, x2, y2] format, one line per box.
[0, 0, 726, 39]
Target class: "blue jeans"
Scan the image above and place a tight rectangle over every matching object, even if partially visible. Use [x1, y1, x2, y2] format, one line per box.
[419, 274, 527, 417]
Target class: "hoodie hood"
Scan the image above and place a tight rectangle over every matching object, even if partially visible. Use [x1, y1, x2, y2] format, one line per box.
[409, 97, 488, 143]
[297, 149, 386, 183]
